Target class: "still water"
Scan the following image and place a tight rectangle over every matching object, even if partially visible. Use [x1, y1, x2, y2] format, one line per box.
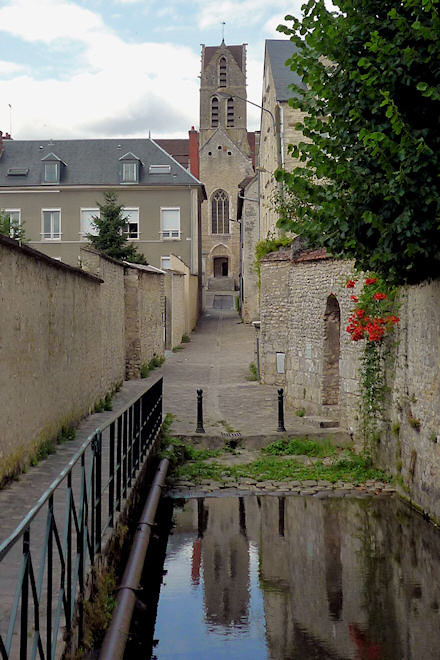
[150, 495, 440, 659]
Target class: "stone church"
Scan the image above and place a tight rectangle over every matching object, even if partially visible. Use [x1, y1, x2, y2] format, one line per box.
[198, 41, 257, 305]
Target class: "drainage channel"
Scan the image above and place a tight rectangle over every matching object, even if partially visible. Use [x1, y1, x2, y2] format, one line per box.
[98, 457, 171, 660]
[117, 492, 440, 660]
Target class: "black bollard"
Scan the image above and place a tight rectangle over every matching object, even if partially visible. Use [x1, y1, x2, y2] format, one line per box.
[195, 388, 205, 433]
[277, 388, 286, 432]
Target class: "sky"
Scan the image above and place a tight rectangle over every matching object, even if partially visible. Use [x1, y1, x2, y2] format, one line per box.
[0, 0, 307, 141]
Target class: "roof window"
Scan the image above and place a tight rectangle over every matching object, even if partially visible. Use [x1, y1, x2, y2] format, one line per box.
[149, 165, 171, 174]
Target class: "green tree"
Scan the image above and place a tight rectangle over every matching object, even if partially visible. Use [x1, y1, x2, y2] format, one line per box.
[0, 209, 27, 241]
[87, 190, 148, 264]
[275, 0, 440, 285]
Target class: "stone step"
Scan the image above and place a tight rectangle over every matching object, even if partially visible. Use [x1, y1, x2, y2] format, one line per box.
[305, 416, 340, 429]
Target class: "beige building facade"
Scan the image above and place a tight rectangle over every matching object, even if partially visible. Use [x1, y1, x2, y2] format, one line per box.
[0, 133, 205, 276]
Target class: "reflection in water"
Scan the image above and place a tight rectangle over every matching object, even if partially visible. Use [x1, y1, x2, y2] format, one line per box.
[151, 495, 440, 659]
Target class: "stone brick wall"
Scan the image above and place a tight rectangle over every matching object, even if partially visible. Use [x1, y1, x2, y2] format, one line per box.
[379, 280, 440, 521]
[165, 271, 186, 350]
[124, 265, 165, 379]
[0, 236, 106, 483]
[80, 247, 125, 391]
[241, 177, 260, 323]
[260, 248, 440, 520]
[259, 250, 360, 426]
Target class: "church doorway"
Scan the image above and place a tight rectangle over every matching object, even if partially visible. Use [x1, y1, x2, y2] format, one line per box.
[322, 295, 341, 406]
[213, 257, 229, 277]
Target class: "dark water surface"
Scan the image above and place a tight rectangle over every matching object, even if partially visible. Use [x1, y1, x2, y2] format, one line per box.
[149, 495, 440, 659]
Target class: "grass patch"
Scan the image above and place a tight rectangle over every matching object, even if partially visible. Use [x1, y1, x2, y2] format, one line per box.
[141, 353, 165, 378]
[173, 453, 390, 486]
[181, 334, 191, 343]
[246, 362, 258, 381]
[262, 436, 337, 458]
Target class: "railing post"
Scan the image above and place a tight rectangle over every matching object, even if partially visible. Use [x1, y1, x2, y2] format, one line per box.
[109, 423, 115, 528]
[20, 530, 30, 660]
[196, 389, 205, 433]
[93, 431, 102, 554]
[277, 388, 286, 433]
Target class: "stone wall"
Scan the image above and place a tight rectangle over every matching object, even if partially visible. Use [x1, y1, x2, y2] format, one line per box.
[379, 280, 440, 521]
[165, 271, 186, 350]
[124, 265, 165, 380]
[241, 176, 260, 323]
[80, 247, 126, 391]
[0, 236, 107, 483]
[259, 248, 440, 520]
[259, 249, 360, 427]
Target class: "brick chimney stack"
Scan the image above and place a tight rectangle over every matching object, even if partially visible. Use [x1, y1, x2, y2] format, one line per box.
[188, 126, 200, 180]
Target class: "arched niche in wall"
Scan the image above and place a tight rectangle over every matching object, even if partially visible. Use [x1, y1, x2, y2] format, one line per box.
[322, 295, 341, 406]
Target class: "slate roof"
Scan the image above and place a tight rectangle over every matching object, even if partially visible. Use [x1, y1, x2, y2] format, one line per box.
[155, 139, 190, 169]
[0, 137, 202, 188]
[203, 42, 244, 71]
[265, 40, 307, 102]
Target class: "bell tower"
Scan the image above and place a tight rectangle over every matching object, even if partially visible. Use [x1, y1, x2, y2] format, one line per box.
[199, 41, 250, 155]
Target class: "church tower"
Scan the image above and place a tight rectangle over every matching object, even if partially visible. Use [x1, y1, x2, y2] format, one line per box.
[199, 42, 255, 302]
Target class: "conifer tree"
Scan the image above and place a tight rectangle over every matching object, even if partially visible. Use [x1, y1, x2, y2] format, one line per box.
[87, 191, 148, 264]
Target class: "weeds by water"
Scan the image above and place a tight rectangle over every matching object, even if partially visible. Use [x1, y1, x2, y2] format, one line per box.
[262, 437, 337, 458]
[168, 434, 389, 486]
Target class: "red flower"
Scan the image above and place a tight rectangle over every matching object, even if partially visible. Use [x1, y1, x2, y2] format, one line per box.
[355, 309, 365, 319]
[350, 295, 358, 302]
[346, 280, 356, 288]
[365, 278, 377, 285]
[373, 292, 387, 301]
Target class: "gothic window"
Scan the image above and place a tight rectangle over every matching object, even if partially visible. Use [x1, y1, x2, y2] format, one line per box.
[219, 57, 227, 87]
[211, 190, 229, 234]
[227, 97, 234, 127]
[211, 96, 219, 128]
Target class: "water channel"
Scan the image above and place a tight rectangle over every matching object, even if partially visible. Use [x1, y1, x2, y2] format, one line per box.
[130, 494, 440, 659]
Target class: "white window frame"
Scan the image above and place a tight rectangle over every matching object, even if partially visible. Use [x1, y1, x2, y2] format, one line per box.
[44, 161, 60, 184]
[80, 208, 99, 239]
[161, 207, 180, 240]
[42, 208, 61, 240]
[161, 256, 171, 270]
[123, 207, 139, 239]
[4, 209, 21, 238]
[122, 161, 139, 183]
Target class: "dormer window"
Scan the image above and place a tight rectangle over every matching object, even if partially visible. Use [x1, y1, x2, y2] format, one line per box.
[41, 153, 63, 184]
[120, 152, 141, 183]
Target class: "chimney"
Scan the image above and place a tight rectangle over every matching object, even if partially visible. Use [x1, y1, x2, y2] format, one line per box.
[188, 126, 200, 180]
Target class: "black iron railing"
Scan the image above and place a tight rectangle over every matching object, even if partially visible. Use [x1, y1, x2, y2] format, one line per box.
[0, 377, 163, 660]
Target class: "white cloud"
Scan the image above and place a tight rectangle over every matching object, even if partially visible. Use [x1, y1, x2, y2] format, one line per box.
[0, 0, 105, 43]
[0, 60, 26, 75]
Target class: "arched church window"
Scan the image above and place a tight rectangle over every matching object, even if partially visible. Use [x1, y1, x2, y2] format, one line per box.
[227, 97, 234, 126]
[219, 57, 227, 87]
[211, 190, 229, 234]
[211, 96, 219, 127]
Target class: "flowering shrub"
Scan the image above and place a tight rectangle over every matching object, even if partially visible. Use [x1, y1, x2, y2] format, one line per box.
[346, 276, 399, 342]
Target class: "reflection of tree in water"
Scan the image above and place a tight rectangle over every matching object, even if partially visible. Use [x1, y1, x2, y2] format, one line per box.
[355, 499, 402, 660]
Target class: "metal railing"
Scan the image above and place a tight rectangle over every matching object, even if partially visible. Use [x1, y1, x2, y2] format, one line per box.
[0, 377, 163, 660]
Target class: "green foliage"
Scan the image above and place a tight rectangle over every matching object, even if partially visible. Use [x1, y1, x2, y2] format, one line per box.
[295, 407, 306, 417]
[276, 0, 440, 285]
[140, 353, 165, 378]
[0, 209, 27, 241]
[262, 436, 337, 457]
[247, 362, 258, 381]
[254, 235, 294, 287]
[86, 190, 148, 264]
[181, 334, 191, 343]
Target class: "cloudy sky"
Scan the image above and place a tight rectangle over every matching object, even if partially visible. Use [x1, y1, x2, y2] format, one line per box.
[0, 0, 308, 140]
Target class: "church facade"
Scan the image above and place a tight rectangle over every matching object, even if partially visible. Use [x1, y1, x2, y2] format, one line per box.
[198, 42, 256, 299]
